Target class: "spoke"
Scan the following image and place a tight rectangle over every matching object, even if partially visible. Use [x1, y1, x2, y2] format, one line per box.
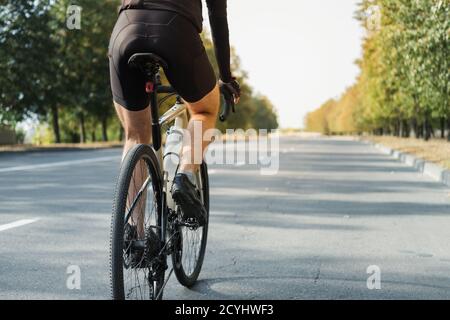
[124, 176, 151, 225]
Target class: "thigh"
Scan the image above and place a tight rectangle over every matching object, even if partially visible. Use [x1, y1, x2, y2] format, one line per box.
[109, 16, 149, 111]
[185, 83, 220, 115]
[161, 15, 217, 104]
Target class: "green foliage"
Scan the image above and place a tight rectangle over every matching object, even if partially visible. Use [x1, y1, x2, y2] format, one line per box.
[0, 0, 58, 123]
[305, 99, 335, 134]
[31, 123, 53, 145]
[0, 1, 278, 144]
[50, 0, 120, 142]
[306, 0, 449, 139]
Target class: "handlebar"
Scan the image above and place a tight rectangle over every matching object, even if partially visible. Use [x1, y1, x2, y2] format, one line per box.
[219, 96, 233, 122]
[155, 85, 233, 122]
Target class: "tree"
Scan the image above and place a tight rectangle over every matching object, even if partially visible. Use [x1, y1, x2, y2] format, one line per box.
[1, 0, 279, 144]
[306, 0, 449, 140]
[49, 0, 119, 142]
[0, 0, 61, 140]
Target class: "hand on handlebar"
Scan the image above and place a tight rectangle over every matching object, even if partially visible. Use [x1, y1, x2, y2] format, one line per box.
[220, 78, 241, 104]
[219, 78, 241, 122]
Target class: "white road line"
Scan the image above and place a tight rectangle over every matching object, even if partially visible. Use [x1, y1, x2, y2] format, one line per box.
[0, 156, 120, 173]
[0, 218, 40, 232]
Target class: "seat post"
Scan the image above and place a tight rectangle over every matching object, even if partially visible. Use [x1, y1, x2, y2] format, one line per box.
[149, 72, 162, 151]
[127, 53, 168, 151]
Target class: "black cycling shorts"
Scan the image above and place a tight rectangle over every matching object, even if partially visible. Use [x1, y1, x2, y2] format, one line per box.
[108, 9, 217, 111]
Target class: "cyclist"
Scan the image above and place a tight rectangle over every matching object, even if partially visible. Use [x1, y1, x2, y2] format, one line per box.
[109, 0, 240, 226]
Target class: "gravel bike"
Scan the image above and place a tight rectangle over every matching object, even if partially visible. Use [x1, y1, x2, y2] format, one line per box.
[110, 53, 232, 300]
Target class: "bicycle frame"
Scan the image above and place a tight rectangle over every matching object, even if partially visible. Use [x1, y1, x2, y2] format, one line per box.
[146, 71, 190, 277]
[146, 71, 188, 195]
[131, 78, 187, 298]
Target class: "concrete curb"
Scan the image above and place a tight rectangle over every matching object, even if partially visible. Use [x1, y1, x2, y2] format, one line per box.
[364, 141, 450, 187]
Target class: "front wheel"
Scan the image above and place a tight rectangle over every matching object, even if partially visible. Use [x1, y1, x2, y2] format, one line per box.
[172, 162, 210, 287]
[110, 144, 165, 300]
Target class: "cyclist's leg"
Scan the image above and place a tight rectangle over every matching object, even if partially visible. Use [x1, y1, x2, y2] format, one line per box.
[179, 85, 220, 173]
[114, 103, 151, 236]
[109, 11, 156, 159]
[114, 103, 151, 160]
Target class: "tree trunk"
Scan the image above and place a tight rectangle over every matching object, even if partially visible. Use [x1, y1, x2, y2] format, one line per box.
[91, 130, 96, 142]
[402, 120, 409, 137]
[101, 117, 108, 142]
[424, 117, 431, 141]
[386, 126, 391, 136]
[440, 117, 445, 139]
[411, 118, 418, 138]
[51, 106, 61, 143]
[397, 119, 402, 137]
[79, 112, 86, 143]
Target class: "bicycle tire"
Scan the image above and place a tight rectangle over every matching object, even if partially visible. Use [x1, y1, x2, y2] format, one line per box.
[110, 144, 165, 300]
[172, 161, 210, 288]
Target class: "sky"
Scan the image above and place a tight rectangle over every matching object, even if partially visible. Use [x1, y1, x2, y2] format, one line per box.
[205, 0, 365, 129]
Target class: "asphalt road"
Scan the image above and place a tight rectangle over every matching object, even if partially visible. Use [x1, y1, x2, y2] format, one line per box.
[0, 137, 449, 300]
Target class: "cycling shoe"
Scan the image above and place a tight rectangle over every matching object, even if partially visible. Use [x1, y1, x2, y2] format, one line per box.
[171, 173, 207, 226]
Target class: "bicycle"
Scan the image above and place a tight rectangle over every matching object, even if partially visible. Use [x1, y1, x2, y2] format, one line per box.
[110, 53, 233, 300]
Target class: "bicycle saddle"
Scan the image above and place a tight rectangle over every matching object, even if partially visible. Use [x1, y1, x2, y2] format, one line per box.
[128, 53, 168, 71]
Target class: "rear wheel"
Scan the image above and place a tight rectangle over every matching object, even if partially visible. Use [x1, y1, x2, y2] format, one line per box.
[172, 162, 210, 287]
[110, 144, 165, 300]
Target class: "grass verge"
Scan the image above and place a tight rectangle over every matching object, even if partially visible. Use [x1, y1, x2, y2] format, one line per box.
[364, 136, 450, 170]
